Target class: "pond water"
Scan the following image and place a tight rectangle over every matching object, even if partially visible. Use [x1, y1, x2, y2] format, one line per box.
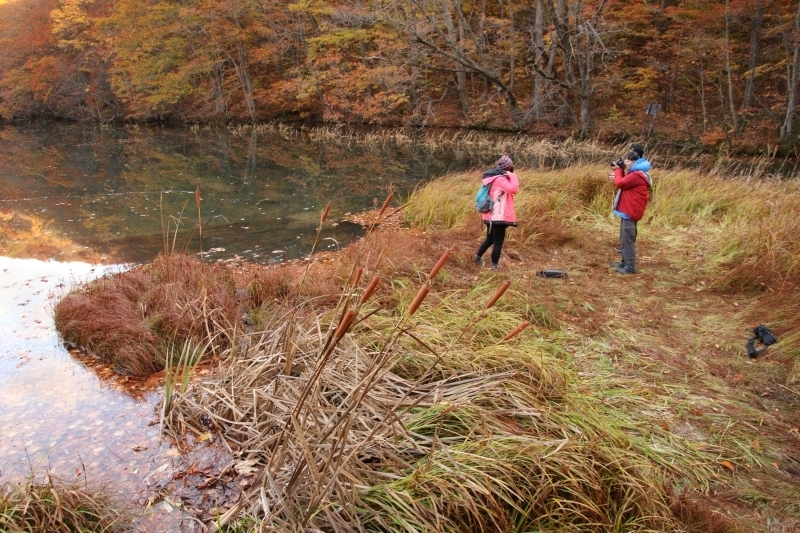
[0, 122, 467, 511]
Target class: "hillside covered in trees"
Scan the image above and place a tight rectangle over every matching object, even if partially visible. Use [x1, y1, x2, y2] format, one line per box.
[1, 0, 800, 152]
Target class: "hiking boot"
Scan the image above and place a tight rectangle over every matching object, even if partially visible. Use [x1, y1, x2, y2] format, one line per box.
[474, 254, 483, 265]
[491, 263, 499, 270]
[610, 261, 624, 268]
[615, 267, 636, 275]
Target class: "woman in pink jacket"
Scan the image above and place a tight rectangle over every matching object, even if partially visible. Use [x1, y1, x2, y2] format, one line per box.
[474, 155, 519, 269]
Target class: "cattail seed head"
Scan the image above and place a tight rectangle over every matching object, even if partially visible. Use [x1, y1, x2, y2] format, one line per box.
[352, 267, 363, 289]
[195, 188, 201, 208]
[321, 202, 331, 224]
[427, 249, 451, 280]
[502, 321, 530, 341]
[378, 193, 394, 218]
[408, 285, 430, 316]
[334, 310, 356, 340]
[486, 280, 511, 309]
[359, 276, 380, 304]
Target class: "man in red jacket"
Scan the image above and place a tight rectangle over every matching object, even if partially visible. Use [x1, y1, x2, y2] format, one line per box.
[610, 150, 652, 274]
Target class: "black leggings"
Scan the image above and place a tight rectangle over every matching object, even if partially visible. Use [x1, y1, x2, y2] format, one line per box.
[477, 223, 507, 265]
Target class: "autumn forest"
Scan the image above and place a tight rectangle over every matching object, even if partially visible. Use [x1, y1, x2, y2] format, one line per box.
[1, 0, 800, 153]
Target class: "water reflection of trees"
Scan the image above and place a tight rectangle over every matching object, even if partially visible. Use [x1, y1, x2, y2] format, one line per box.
[0, 124, 456, 263]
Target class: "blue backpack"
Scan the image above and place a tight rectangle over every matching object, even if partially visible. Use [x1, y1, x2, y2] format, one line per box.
[475, 169, 505, 213]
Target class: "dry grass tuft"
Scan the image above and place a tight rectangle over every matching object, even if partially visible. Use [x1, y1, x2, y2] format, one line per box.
[245, 264, 298, 304]
[714, 195, 800, 293]
[54, 254, 240, 376]
[0, 476, 128, 532]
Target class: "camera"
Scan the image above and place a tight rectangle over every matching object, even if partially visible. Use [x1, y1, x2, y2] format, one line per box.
[611, 159, 624, 169]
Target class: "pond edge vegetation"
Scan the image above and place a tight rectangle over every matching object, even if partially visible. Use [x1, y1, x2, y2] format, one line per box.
[17, 146, 800, 530]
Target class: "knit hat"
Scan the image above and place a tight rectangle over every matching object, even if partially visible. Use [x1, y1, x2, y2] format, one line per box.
[496, 155, 513, 170]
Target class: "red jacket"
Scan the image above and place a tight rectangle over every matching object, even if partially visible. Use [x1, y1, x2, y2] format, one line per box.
[613, 168, 650, 221]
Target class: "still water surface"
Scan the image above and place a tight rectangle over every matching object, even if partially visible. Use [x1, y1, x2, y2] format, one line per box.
[0, 123, 467, 506]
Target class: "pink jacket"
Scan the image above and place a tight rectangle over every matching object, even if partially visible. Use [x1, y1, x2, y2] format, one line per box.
[481, 171, 519, 225]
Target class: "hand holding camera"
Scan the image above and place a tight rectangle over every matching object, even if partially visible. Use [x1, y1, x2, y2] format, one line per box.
[611, 159, 624, 169]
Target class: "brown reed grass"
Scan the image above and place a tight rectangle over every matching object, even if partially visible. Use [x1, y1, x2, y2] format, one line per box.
[54, 254, 240, 376]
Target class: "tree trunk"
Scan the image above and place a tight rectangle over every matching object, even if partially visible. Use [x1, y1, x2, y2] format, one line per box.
[532, 0, 557, 119]
[718, 77, 734, 151]
[507, 0, 515, 94]
[441, 0, 470, 116]
[532, 0, 545, 117]
[231, 43, 256, 121]
[699, 55, 708, 134]
[741, 0, 764, 113]
[724, 0, 739, 133]
[552, 0, 608, 137]
[781, 0, 800, 140]
[554, 0, 577, 90]
[480, 0, 488, 105]
[212, 64, 227, 118]
[579, 37, 593, 138]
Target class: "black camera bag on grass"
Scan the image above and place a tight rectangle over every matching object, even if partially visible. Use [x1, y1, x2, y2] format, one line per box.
[746, 324, 777, 359]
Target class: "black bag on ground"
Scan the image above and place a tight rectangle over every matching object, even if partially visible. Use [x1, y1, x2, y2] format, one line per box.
[746, 324, 777, 359]
[536, 269, 568, 279]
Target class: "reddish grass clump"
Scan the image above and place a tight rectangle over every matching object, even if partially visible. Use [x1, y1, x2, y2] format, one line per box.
[668, 492, 747, 533]
[54, 254, 240, 376]
[241, 260, 345, 311]
[244, 263, 300, 307]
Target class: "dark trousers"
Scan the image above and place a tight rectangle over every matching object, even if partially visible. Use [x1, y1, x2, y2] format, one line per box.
[477, 223, 507, 265]
[619, 218, 638, 271]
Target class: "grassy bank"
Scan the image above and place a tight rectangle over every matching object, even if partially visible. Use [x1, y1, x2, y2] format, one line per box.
[54, 164, 800, 531]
